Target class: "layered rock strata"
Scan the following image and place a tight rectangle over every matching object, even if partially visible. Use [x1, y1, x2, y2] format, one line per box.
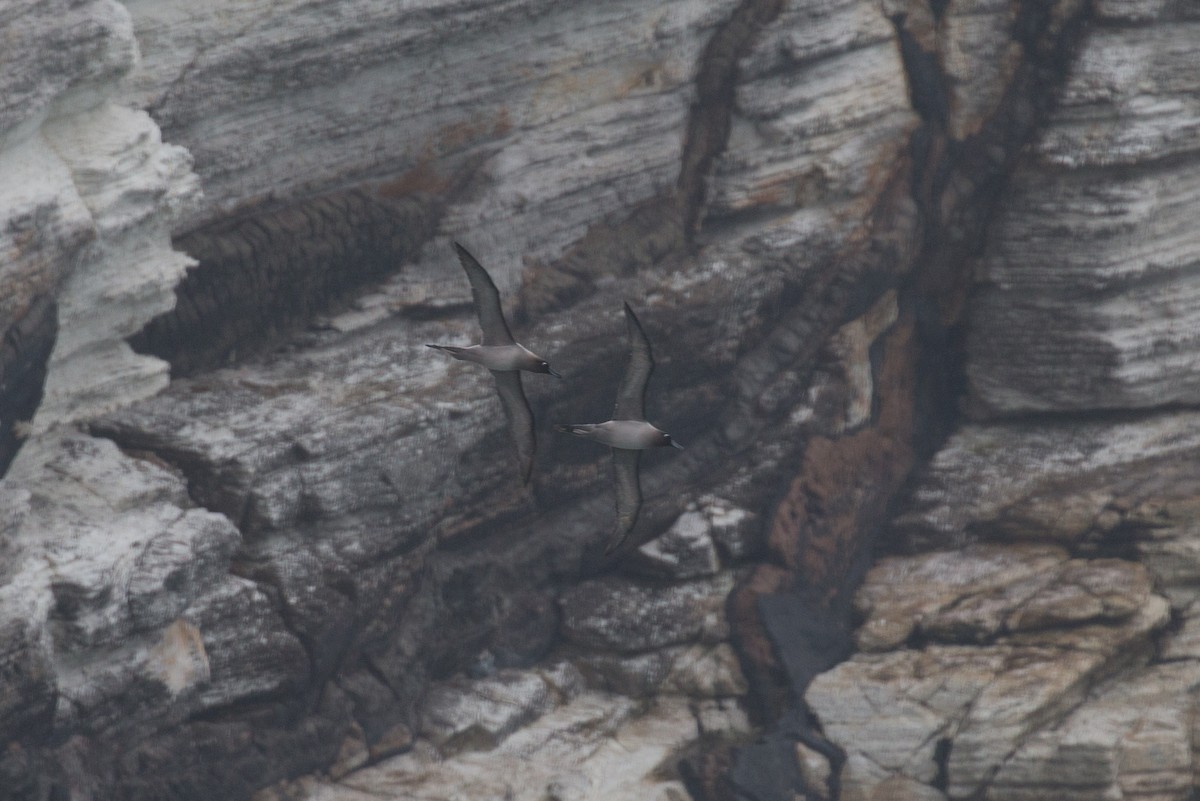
[2, 0, 1197, 800]
[0, 0, 199, 475]
[802, 0, 1200, 798]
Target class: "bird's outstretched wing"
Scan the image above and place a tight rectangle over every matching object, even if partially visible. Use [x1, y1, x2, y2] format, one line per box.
[490, 369, 535, 484]
[604, 447, 642, 554]
[612, 302, 654, 421]
[455, 242, 515, 346]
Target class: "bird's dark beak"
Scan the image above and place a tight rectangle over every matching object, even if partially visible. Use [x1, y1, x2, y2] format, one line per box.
[670, 440, 684, 450]
[548, 366, 563, 379]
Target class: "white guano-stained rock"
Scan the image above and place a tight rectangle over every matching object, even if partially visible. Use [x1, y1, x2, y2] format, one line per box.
[632, 510, 721, 579]
[0, 0, 202, 435]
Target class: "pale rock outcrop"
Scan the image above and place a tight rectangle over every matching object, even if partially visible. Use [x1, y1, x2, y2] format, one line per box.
[0, 0, 199, 436]
[807, 546, 1174, 800]
[966, 18, 1200, 415]
[0, 431, 302, 738]
[0, 0, 199, 474]
[989, 663, 1200, 801]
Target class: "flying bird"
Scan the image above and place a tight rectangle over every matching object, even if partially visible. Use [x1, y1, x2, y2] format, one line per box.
[556, 302, 683, 554]
[427, 242, 561, 483]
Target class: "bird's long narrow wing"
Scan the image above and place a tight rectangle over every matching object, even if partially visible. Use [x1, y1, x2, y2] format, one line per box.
[612, 302, 654, 421]
[455, 242, 515, 345]
[491, 369, 535, 484]
[604, 447, 642, 554]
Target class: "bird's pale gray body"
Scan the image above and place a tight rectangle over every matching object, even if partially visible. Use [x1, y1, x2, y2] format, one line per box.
[559, 419, 673, 450]
[555, 303, 682, 554]
[427, 243, 560, 484]
[430, 343, 547, 372]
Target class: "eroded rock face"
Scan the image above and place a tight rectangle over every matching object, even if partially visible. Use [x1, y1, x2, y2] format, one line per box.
[0, 0, 200, 464]
[966, 16, 1200, 415]
[799, 1, 1200, 799]
[808, 546, 1174, 799]
[4, 0, 1199, 798]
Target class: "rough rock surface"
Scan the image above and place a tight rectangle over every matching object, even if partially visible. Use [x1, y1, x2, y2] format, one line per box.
[807, 547, 1175, 799]
[261, 688, 750, 801]
[966, 15, 1200, 415]
[560, 574, 734, 653]
[798, 1, 1200, 799]
[0, 0, 199, 473]
[3, 0, 1200, 800]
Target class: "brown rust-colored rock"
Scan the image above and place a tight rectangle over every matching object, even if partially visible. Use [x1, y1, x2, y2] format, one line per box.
[767, 317, 916, 593]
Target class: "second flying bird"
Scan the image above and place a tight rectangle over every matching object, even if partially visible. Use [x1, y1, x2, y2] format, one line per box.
[556, 302, 683, 554]
[427, 243, 561, 484]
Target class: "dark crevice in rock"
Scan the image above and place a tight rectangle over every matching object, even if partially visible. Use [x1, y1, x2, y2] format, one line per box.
[679, 738, 740, 801]
[518, 0, 786, 322]
[1153, 606, 1188, 664]
[884, 0, 1097, 496]
[129, 188, 442, 378]
[229, 559, 319, 689]
[677, 0, 786, 237]
[889, 15, 950, 129]
[932, 736, 952, 793]
[0, 295, 57, 478]
[89, 419, 256, 525]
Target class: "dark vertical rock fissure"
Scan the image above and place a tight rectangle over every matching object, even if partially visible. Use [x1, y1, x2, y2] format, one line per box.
[677, 0, 787, 237]
[0, 296, 57, 479]
[718, 3, 1098, 800]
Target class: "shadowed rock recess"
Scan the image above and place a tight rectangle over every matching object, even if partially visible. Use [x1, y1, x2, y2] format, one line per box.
[2, 1, 1199, 800]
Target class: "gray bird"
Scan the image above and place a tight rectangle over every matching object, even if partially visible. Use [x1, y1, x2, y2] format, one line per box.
[556, 302, 683, 554]
[427, 242, 561, 483]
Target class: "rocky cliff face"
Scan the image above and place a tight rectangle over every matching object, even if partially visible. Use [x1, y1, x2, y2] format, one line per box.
[1, 0, 1198, 800]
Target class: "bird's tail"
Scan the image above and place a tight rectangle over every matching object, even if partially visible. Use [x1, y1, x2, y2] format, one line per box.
[555, 424, 591, 437]
[426, 344, 466, 358]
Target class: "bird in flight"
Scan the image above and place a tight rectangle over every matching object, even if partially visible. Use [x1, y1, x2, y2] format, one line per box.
[428, 242, 561, 484]
[556, 302, 682, 554]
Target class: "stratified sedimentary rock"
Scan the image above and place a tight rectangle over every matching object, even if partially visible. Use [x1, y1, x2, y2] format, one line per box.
[0, 0, 199, 450]
[966, 15, 1200, 415]
[4, 0, 1200, 798]
[801, 2, 1200, 799]
[807, 547, 1176, 800]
